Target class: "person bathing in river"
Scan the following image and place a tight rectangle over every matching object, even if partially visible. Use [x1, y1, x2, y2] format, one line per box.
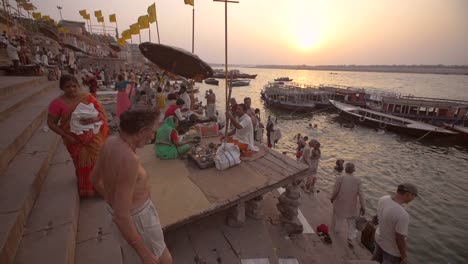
[300, 139, 321, 193]
[296, 136, 308, 160]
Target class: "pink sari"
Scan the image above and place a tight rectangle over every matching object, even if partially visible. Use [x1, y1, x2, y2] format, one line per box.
[116, 82, 134, 118]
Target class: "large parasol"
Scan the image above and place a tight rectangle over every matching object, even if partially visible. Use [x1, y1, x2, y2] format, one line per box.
[139, 42, 213, 81]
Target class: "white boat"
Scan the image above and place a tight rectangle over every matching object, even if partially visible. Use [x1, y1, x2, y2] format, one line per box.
[230, 79, 250, 87]
[330, 100, 458, 137]
[261, 82, 332, 111]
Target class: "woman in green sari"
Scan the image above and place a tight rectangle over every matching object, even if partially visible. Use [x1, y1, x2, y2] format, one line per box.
[155, 116, 194, 159]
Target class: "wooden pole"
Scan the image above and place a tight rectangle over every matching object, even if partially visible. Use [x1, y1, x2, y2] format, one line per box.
[148, 26, 151, 43]
[192, 4, 195, 53]
[155, 2, 160, 44]
[139, 32, 141, 43]
[213, 0, 239, 147]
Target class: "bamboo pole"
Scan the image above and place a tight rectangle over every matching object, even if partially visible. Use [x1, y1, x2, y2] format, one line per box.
[192, 3, 195, 53]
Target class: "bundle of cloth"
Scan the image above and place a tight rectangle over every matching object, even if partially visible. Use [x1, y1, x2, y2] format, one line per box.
[70, 103, 103, 135]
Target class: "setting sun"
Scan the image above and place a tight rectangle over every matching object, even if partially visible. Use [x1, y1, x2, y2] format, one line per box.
[295, 25, 322, 51]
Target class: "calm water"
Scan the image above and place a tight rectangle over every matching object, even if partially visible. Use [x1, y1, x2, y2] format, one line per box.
[195, 68, 468, 264]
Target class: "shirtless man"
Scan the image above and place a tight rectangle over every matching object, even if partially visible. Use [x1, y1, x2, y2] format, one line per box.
[243, 97, 257, 128]
[205, 89, 216, 119]
[91, 109, 172, 264]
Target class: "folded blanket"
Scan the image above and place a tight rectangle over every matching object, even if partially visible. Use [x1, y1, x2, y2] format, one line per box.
[70, 103, 103, 135]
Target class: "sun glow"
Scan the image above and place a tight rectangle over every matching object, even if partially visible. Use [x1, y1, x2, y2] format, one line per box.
[295, 25, 322, 51]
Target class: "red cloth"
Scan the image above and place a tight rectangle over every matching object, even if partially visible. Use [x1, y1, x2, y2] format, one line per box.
[164, 104, 178, 120]
[317, 224, 329, 235]
[170, 130, 178, 143]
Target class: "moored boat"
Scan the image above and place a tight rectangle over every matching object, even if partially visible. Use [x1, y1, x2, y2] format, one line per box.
[230, 79, 250, 87]
[274, 77, 293, 82]
[371, 96, 468, 126]
[262, 82, 332, 111]
[204, 78, 219, 85]
[213, 69, 257, 79]
[330, 100, 458, 137]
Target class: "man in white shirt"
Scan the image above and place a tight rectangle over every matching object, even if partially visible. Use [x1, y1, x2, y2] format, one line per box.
[178, 85, 191, 111]
[372, 183, 417, 264]
[225, 103, 259, 152]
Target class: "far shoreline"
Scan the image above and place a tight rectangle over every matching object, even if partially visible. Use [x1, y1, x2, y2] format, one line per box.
[210, 64, 468, 76]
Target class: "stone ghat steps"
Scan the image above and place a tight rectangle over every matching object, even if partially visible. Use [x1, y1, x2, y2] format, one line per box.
[0, 77, 48, 99]
[0, 80, 57, 122]
[0, 119, 61, 264]
[0, 82, 60, 175]
[13, 144, 79, 264]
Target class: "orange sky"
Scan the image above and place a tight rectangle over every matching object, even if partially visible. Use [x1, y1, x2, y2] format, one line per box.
[31, 0, 468, 65]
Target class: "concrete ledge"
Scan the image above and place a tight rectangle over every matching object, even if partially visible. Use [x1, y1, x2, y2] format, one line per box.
[0, 77, 48, 99]
[0, 124, 60, 264]
[76, 234, 122, 264]
[13, 144, 79, 264]
[0, 81, 58, 122]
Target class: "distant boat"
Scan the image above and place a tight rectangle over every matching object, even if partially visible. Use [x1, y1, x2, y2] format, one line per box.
[274, 77, 293, 82]
[261, 82, 332, 111]
[330, 100, 458, 137]
[230, 79, 250, 87]
[213, 69, 257, 79]
[204, 78, 219, 85]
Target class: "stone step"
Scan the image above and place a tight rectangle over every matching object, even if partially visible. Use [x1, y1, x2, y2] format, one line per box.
[75, 199, 122, 264]
[0, 80, 57, 122]
[0, 77, 48, 99]
[0, 121, 61, 264]
[13, 143, 79, 264]
[0, 86, 61, 175]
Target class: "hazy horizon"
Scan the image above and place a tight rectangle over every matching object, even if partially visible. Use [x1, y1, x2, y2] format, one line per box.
[30, 0, 468, 65]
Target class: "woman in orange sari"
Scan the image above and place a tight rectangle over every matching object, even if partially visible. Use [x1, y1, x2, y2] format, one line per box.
[47, 74, 109, 198]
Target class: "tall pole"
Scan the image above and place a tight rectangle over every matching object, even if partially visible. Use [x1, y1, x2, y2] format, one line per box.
[213, 0, 239, 146]
[148, 26, 151, 43]
[57, 6, 63, 20]
[154, 2, 160, 44]
[191, 4, 195, 53]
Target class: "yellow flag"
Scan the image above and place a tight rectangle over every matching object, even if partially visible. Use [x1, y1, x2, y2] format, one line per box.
[42, 15, 51, 21]
[97, 16, 104, 23]
[20, 2, 36, 11]
[130, 23, 140, 35]
[32, 12, 41, 20]
[121, 29, 131, 40]
[147, 3, 157, 23]
[138, 15, 149, 29]
[94, 10, 102, 18]
[79, 9, 87, 17]
[184, 0, 194, 6]
[109, 14, 117, 23]
[117, 38, 127, 47]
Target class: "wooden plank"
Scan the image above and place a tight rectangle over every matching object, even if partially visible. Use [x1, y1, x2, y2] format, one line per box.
[268, 150, 308, 172]
[263, 154, 300, 175]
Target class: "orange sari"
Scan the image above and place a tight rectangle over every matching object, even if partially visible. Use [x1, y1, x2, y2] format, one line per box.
[59, 94, 109, 197]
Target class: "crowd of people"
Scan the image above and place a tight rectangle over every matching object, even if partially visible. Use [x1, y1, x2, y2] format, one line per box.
[43, 67, 417, 264]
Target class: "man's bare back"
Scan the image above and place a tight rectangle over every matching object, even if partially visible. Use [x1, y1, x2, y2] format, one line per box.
[93, 136, 150, 210]
[207, 93, 216, 104]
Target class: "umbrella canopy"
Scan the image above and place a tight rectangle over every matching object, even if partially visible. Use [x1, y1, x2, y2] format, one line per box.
[139, 42, 213, 81]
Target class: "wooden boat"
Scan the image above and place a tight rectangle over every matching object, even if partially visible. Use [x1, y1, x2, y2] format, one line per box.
[371, 96, 468, 126]
[330, 100, 458, 137]
[274, 77, 293, 82]
[230, 79, 250, 87]
[261, 82, 332, 111]
[319, 84, 398, 107]
[204, 78, 219, 85]
[443, 123, 468, 142]
[213, 70, 257, 79]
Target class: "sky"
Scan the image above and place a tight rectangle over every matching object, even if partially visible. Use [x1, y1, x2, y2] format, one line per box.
[29, 0, 468, 65]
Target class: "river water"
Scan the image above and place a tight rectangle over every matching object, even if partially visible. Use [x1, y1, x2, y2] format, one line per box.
[195, 68, 468, 264]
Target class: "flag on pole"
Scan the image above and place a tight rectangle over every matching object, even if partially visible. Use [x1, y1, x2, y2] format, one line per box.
[130, 23, 140, 35]
[121, 29, 131, 40]
[184, 0, 194, 6]
[147, 3, 157, 23]
[32, 12, 41, 20]
[79, 9, 87, 17]
[83, 13, 91, 20]
[19, 2, 36, 11]
[97, 16, 104, 23]
[117, 38, 127, 47]
[109, 14, 117, 23]
[138, 15, 150, 29]
[94, 10, 102, 18]
[42, 15, 51, 21]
